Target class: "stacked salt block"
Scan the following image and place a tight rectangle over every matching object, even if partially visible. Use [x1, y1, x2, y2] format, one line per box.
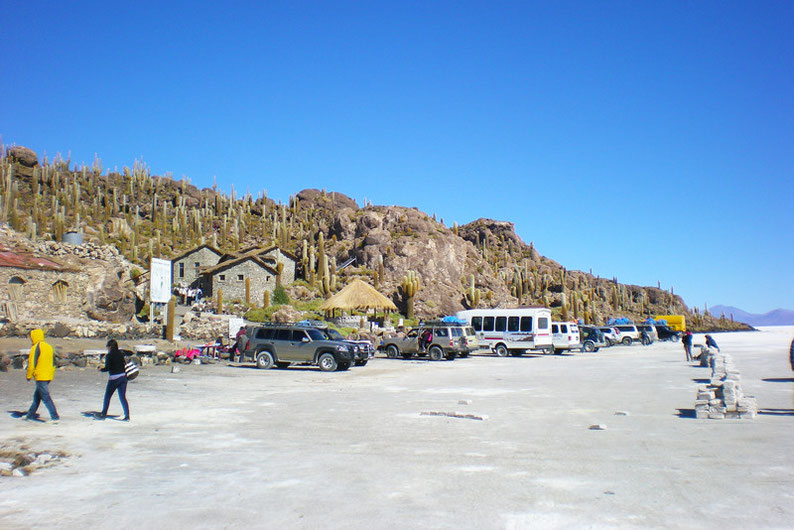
[693, 349, 757, 420]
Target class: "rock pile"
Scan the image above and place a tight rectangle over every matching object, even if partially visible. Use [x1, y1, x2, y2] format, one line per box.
[0, 445, 66, 477]
[694, 349, 758, 419]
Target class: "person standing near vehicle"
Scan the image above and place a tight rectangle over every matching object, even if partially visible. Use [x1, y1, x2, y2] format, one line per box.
[420, 328, 433, 352]
[705, 334, 720, 352]
[97, 339, 130, 421]
[25, 329, 60, 423]
[640, 329, 651, 346]
[232, 326, 247, 362]
[682, 331, 694, 361]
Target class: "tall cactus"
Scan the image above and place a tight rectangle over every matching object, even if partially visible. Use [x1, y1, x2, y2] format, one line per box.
[464, 274, 481, 308]
[400, 270, 420, 319]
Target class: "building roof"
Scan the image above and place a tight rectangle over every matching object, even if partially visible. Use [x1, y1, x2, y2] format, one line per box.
[170, 244, 223, 262]
[319, 279, 397, 312]
[202, 255, 278, 277]
[0, 248, 69, 272]
[221, 245, 298, 264]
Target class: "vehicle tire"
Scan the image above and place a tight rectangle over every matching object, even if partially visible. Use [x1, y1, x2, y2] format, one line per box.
[494, 344, 509, 357]
[622, 337, 632, 346]
[583, 341, 596, 352]
[671, 335, 680, 342]
[275, 362, 290, 369]
[354, 360, 368, 367]
[605, 338, 614, 347]
[337, 361, 351, 371]
[386, 345, 399, 359]
[318, 353, 338, 372]
[256, 351, 274, 370]
[429, 346, 444, 361]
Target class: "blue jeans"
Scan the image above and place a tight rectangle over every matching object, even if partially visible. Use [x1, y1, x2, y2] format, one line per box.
[27, 380, 59, 420]
[102, 377, 129, 419]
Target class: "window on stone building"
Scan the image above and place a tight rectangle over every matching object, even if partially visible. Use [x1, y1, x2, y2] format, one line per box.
[179, 263, 185, 278]
[8, 276, 25, 301]
[237, 274, 244, 281]
[266, 276, 271, 283]
[219, 274, 226, 281]
[52, 280, 69, 303]
[194, 262, 200, 268]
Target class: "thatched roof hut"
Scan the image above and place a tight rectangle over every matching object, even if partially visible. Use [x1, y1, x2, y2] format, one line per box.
[319, 279, 397, 313]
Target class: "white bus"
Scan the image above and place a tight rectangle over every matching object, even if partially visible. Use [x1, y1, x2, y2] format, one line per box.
[455, 307, 553, 356]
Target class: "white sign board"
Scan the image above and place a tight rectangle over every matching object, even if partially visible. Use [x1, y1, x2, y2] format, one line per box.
[150, 258, 172, 303]
[229, 317, 245, 339]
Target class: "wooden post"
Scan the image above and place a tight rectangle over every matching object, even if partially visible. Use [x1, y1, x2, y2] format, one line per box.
[165, 297, 176, 341]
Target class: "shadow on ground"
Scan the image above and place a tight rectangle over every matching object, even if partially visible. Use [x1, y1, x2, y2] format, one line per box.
[758, 409, 794, 416]
[762, 378, 794, 383]
[676, 408, 696, 418]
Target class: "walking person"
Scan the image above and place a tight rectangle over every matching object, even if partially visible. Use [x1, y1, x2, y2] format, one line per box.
[25, 328, 60, 423]
[97, 339, 130, 421]
[232, 326, 247, 362]
[705, 334, 720, 352]
[682, 331, 694, 361]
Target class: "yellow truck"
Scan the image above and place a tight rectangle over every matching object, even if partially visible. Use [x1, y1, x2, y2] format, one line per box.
[655, 315, 686, 332]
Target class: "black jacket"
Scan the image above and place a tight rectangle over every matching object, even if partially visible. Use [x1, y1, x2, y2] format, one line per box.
[102, 348, 126, 375]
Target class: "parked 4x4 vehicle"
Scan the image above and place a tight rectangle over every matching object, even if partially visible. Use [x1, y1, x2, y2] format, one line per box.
[240, 323, 357, 372]
[636, 324, 658, 344]
[655, 324, 681, 342]
[381, 321, 476, 361]
[598, 326, 619, 346]
[614, 324, 640, 345]
[320, 327, 375, 366]
[579, 325, 606, 352]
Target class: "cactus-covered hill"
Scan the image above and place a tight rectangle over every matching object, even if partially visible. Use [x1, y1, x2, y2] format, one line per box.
[0, 146, 751, 331]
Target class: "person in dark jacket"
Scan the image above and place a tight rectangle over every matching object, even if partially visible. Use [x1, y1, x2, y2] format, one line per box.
[682, 331, 694, 361]
[97, 339, 130, 421]
[705, 334, 720, 352]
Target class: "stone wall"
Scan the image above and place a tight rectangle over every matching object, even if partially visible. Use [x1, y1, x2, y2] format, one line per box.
[693, 348, 758, 419]
[173, 246, 221, 287]
[0, 237, 136, 322]
[211, 259, 276, 303]
[262, 248, 296, 283]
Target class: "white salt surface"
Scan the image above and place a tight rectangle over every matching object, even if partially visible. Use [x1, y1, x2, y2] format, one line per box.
[1, 326, 793, 528]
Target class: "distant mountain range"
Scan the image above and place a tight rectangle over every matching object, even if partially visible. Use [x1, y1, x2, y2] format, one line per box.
[710, 305, 794, 327]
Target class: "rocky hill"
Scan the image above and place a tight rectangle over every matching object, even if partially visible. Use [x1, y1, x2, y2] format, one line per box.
[0, 145, 751, 332]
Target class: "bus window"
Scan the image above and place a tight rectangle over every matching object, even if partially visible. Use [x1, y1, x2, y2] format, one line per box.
[483, 316, 495, 331]
[471, 317, 482, 331]
[552, 324, 559, 333]
[507, 316, 519, 332]
[538, 317, 549, 330]
[560, 324, 568, 333]
[520, 317, 533, 332]
[495, 316, 506, 332]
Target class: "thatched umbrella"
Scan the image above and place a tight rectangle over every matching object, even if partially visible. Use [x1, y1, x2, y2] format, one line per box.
[319, 279, 397, 315]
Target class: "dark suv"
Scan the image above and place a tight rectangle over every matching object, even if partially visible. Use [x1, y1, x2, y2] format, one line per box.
[240, 324, 356, 371]
[654, 325, 681, 342]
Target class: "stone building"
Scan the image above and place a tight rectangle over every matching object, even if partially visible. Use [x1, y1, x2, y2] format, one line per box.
[0, 245, 135, 322]
[171, 244, 223, 287]
[201, 256, 278, 303]
[220, 245, 298, 285]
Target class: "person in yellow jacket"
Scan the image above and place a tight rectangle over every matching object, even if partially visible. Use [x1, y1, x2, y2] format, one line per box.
[25, 328, 60, 423]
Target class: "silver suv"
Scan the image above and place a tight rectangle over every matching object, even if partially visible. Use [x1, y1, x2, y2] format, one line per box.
[381, 321, 476, 361]
[240, 324, 356, 371]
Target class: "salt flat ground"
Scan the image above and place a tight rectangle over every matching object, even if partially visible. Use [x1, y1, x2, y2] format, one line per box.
[1, 327, 793, 529]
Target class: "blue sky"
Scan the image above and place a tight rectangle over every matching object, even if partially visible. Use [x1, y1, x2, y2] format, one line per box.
[2, 1, 792, 314]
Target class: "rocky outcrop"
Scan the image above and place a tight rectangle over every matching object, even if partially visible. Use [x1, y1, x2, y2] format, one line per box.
[6, 146, 38, 167]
